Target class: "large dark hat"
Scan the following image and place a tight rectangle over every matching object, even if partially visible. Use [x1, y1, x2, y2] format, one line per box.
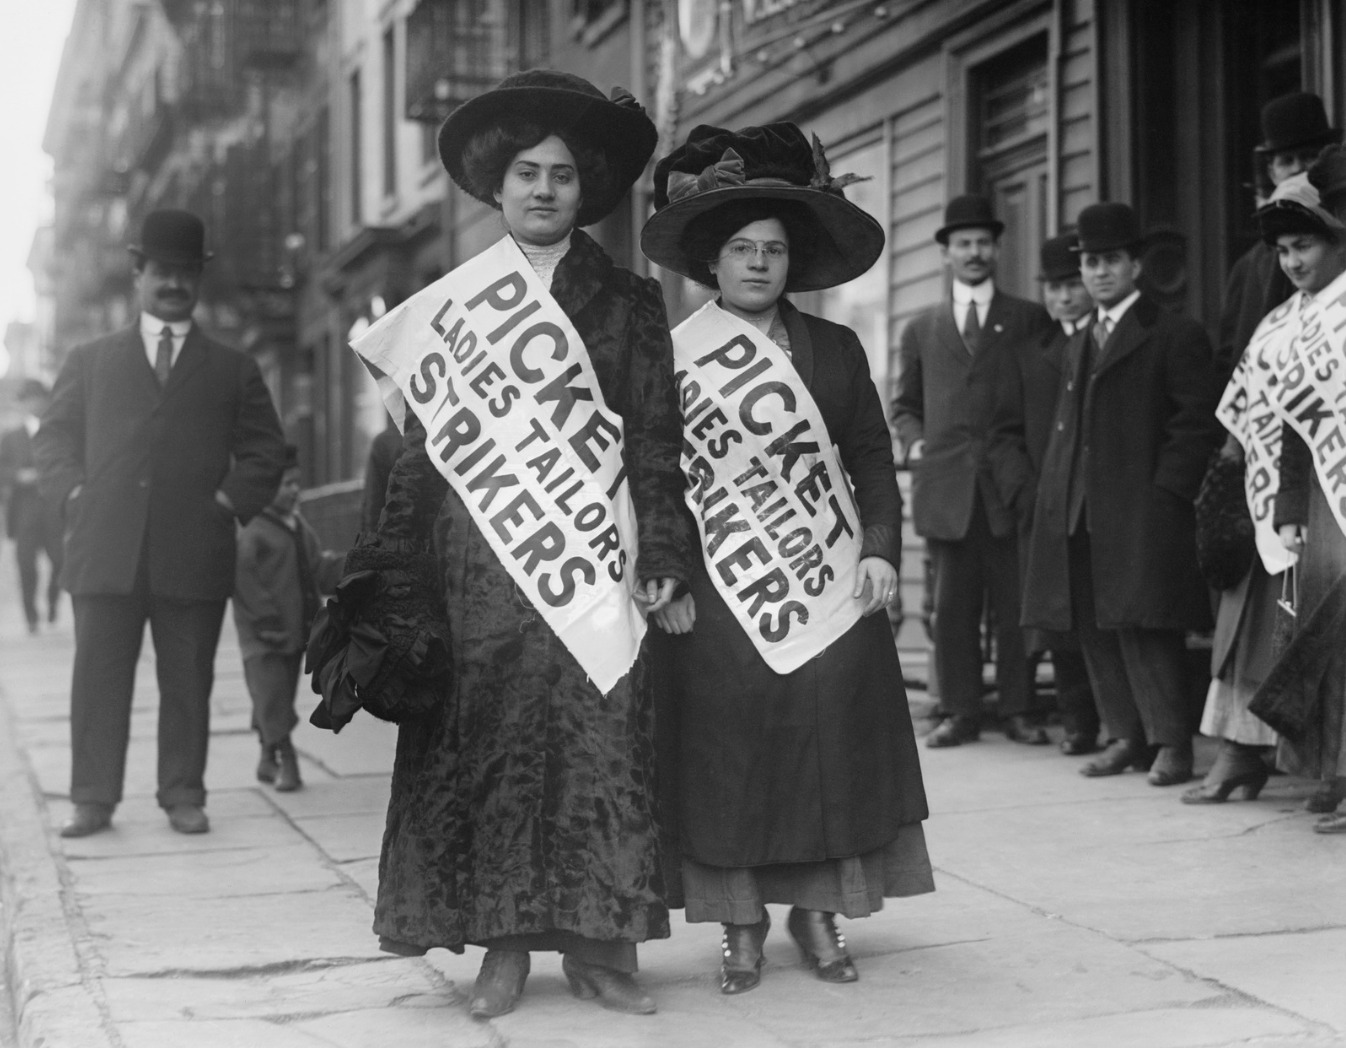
[1256, 92, 1342, 155]
[1074, 203, 1144, 254]
[1308, 143, 1346, 212]
[640, 122, 885, 292]
[437, 69, 657, 228]
[127, 209, 213, 266]
[1038, 231, 1080, 281]
[935, 194, 1004, 244]
[1256, 171, 1345, 243]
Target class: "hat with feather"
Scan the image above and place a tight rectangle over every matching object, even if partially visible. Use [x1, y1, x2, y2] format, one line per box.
[640, 123, 885, 292]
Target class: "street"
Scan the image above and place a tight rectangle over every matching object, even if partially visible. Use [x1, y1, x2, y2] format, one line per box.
[1, 549, 1345, 1048]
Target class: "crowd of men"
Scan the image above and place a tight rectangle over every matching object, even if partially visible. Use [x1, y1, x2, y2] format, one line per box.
[892, 91, 1339, 788]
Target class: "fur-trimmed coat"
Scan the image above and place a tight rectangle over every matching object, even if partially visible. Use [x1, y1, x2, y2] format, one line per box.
[370, 230, 692, 954]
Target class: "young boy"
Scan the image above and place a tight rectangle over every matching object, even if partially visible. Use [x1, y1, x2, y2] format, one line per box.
[233, 445, 344, 790]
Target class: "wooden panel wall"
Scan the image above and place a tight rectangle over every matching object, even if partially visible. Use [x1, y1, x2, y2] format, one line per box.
[1058, 0, 1097, 224]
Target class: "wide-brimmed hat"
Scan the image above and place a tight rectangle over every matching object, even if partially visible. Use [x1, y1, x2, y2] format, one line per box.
[437, 69, 657, 228]
[1038, 231, 1080, 281]
[640, 122, 884, 292]
[127, 209, 213, 266]
[1074, 203, 1144, 254]
[1308, 144, 1346, 213]
[935, 195, 1004, 244]
[1256, 172, 1345, 243]
[1256, 92, 1342, 155]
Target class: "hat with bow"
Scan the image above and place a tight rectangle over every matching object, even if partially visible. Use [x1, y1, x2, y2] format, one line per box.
[438, 68, 657, 228]
[1256, 171, 1345, 243]
[640, 123, 885, 292]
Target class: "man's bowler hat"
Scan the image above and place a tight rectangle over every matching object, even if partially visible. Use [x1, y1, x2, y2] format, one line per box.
[1038, 232, 1080, 281]
[1256, 92, 1342, 155]
[935, 194, 1004, 244]
[1074, 203, 1144, 254]
[127, 209, 213, 266]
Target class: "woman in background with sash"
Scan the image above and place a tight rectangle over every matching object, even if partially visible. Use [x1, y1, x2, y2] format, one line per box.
[642, 124, 933, 995]
[1268, 147, 1346, 832]
[366, 71, 690, 1017]
[1184, 174, 1341, 805]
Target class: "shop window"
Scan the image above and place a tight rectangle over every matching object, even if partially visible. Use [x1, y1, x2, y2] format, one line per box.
[570, 0, 626, 45]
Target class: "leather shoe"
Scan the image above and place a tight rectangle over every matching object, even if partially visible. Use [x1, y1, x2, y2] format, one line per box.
[469, 949, 529, 1019]
[721, 910, 771, 994]
[786, 907, 858, 983]
[1004, 715, 1050, 745]
[926, 715, 979, 748]
[256, 743, 278, 784]
[1060, 731, 1100, 755]
[1305, 779, 1345, 813]
[274, 737, 302, 792]
[60, 802, 113, 838]
[562, 955, 656, 1014]
[1080, 738, 1145, 778]
[167, 804, 210, 834]
[1146, 743, 1194, 786]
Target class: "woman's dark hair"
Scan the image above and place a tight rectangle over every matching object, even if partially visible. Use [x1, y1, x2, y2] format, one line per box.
[680, 199, 824, 287]
[459, 118, 613, 208]
[1259, 203, 1340, 246]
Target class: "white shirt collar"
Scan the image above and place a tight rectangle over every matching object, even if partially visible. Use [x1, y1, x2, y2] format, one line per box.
[1097, 289, 1140, 327]
[952, 279, 995, 306]
[140, 313, 193, 340]
[24, 415, 40, 437]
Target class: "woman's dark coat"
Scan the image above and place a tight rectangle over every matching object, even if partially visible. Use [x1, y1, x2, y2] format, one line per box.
[1018, 295, 1223, 633]
[371, 230, 692, 953]
[658, 301, 928, 869]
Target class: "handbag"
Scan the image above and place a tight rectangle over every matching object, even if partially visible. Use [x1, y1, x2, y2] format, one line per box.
[1249, 561, 1314, 740]
[305, 535, 452, 732]
[1193, 447, 1256, 592]
[1271, 560, 1298, 657]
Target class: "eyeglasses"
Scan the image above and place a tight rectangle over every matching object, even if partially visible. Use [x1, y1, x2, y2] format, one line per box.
[721, 239, 789, 261]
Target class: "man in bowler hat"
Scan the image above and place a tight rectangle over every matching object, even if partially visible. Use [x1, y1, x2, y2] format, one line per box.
[0, 379, 64, 631]
[1018, 203, 1222, 786]
[1217, 92, 1341, 380]
[36, 209, 285, 837]
[988, 232, 1101, 755]
[892, 194, 1052, 747]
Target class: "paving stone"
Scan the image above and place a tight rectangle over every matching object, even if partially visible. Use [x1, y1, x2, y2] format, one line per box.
[100, 958, 454, 1023]
[1145, 928, 1346, 1031]
[290, 812, 384, 863]
[266, 776, 391, 819]
[59, 807, 300, 859]
[117, 1018, 338, 1048]
[72, 843, 344, 898]
[294, 716, 398, 778]
[293, 1003, 493, 1048]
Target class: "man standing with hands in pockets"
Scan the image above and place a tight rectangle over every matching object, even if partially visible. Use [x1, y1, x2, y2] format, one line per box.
[37, 209, 285, 838]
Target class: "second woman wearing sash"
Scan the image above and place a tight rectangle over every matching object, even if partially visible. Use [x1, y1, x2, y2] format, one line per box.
[642, 123, 934, 995]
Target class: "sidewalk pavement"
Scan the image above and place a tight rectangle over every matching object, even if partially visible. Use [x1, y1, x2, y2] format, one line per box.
[2, 555, 1346, 1048]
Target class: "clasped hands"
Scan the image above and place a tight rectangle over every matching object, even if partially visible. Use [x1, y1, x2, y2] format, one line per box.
[647, 556, 897, 635]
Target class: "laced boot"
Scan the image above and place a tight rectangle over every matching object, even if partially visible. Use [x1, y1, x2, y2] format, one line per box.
[786, 907, 858, 983]
[720, 910, 771, 994]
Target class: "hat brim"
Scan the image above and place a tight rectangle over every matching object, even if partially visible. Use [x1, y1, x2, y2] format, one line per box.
[935, 220, 1005, 245]
[128, 246, 213, 266]
[1254, 129, 1343, 155]
[438, 86, 657, 227]
[640, 183, 885, 292]
[1037, 267, 1081, 282]
[1071, 238, 1145, 255]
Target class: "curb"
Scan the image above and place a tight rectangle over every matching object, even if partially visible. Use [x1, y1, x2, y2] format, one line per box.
[0, 684, 114, 1048]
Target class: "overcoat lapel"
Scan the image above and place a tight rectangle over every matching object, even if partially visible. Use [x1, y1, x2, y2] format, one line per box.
[164, 326, 208, 396]
[936, 304, 968, 362]
[1092, 299, 1152, 379]
[780, 300, 814, 387]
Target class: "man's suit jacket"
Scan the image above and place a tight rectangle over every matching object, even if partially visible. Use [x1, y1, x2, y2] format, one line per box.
[1020, 295, 1223, 633]
[35, 321, 285, 601]
[0, 424, 42, 540]
[891, 288, 1050, 541]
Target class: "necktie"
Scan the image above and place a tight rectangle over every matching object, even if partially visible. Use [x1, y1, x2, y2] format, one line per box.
[961, 302, 982, 353]
[155, 327, 174, 387]
[1093, 315, 1112, 353]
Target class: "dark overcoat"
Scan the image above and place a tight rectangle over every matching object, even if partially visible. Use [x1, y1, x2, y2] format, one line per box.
[660, 301, 928, 869]
[35, 324, 284, 600]
[0, 425, 52, 542]
[891, 289, 1050, 540]
[1021, 295, 1223, 632]
[1216, 241, 1291, 382]
[371, 230, 693, 954]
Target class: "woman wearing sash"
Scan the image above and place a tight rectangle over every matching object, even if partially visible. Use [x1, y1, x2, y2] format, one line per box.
[1269, 149, 1346, 831]
[641, 124, 933, 994]
[364, 72, 690, 1017]
[1182, 175, 1340, 804]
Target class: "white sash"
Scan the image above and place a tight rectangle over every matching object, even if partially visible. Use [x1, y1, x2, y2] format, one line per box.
[1269, 268, 1346, 544]
[1217, 295, 1299, 575]
[672, 301, 864, 674]
[350, 236, 645, 694]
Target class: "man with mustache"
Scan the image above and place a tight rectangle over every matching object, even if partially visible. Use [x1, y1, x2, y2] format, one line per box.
[892, 195, 1052, 748]
[36, 209, 285, 838]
